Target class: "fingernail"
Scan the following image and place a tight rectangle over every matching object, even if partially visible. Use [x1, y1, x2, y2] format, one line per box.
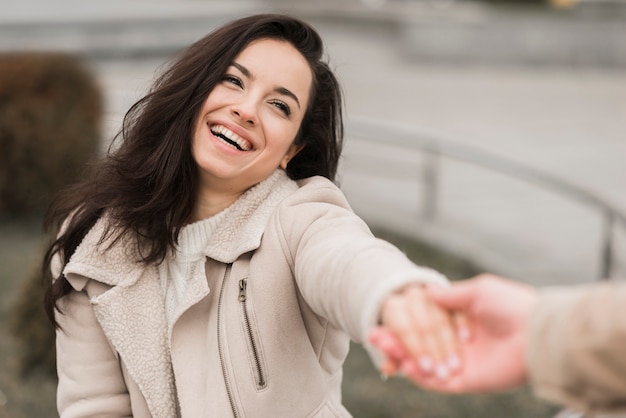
[380, 370, 389, 381]
[418, 356, 434, 374]
[458, 328, 471, 342]
[436, 364, 450, 380]
[447, 354, 460, 371]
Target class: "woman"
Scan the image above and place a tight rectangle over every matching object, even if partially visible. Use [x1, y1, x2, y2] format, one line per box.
[44, 14, 460, 417]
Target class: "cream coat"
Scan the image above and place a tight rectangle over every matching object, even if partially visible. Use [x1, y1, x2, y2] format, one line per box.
[55, 170, 447, 418]
[528, 281, 626, 414]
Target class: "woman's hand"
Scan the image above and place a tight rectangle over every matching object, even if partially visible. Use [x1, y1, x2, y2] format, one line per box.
[371, 275, 536, 393]
[375, 284, 466, 381]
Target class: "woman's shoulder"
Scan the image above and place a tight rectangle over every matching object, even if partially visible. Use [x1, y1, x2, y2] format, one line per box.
[274, 175, 353, 216]
[295, 175, 337, 190]
[290, 175, 350, 206]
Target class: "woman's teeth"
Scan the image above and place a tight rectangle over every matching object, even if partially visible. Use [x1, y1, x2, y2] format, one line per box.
[210, 125, 251, 151]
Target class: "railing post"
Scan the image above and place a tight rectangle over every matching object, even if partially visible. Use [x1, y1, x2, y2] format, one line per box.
[421, 149, 440, 221]
[600, 210, 614, 280]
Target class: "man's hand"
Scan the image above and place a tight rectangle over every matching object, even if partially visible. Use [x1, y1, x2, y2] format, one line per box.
[371, 274, 538, 393]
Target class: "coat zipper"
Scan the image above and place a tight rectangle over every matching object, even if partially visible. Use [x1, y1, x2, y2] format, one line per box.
[217, 263, 240, 418]
[238, 278, 266, 389]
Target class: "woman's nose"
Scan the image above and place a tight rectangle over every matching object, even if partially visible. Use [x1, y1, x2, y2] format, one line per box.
[231, 99, 258, 126]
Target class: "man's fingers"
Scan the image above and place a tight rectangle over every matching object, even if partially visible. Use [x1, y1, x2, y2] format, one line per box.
[426, 282, 475, 311]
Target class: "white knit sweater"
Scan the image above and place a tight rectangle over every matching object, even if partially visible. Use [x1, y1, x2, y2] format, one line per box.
[158, 209, 230, 336]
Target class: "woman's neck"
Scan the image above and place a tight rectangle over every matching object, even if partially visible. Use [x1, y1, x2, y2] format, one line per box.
[189, 189, 243, 223]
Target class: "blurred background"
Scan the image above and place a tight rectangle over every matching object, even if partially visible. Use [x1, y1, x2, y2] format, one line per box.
[0, 0, 625, 417]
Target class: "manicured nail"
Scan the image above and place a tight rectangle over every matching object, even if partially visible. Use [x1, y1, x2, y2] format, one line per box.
[447, 354, 461, 371]
[436, 364, 450, 380]
[418, 356, 434, 374]
[458, 328, 471, 342]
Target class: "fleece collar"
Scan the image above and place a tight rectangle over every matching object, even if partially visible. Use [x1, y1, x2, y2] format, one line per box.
[64, 169, 298, 288]
[202, 169, 298, 263]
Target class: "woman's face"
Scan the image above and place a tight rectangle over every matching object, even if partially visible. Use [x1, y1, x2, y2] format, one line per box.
[192, 38, 312, 197]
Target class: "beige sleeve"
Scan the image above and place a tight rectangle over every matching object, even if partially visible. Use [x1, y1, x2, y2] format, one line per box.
[56, 288, 132, 418]
[276, 179, 447, 344]
[527, 281, 626, 414]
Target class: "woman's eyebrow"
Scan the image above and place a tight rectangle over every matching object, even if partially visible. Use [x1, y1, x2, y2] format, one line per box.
[232, 62, 251, 78]
[231, 62, 301, 109]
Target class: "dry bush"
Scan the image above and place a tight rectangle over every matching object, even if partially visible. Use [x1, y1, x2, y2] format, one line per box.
[1, 52, 103, 379]
[0, 52, 102, 219]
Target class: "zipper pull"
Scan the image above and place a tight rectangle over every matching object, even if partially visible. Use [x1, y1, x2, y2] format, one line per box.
[238, 278, 247, 302]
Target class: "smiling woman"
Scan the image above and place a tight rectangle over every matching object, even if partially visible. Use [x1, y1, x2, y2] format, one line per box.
[42, 14, 460, 418]
[190, 38, 311, 219]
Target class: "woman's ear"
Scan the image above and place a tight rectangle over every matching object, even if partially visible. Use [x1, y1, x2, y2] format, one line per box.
[280, 142, 305, 169]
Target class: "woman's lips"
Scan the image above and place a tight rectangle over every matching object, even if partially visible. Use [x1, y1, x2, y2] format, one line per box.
[209, 124, 252, 151]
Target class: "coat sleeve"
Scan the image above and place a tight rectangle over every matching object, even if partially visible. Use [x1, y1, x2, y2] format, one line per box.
[56, 285, 132, 418]
[527, 281, 626, 414]
[274, 177, 448, 344]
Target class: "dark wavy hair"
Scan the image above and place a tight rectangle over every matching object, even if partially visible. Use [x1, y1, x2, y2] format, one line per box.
[43, 14, 344, 326]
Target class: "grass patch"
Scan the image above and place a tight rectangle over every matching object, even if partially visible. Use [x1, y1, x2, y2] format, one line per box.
[0, 220, 56, 418]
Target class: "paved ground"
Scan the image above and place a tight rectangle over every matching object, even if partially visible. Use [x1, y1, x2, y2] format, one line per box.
[3, 0, 626, 286]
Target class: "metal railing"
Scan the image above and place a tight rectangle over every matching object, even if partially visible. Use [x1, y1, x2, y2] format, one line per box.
[347, 116, 626, 280]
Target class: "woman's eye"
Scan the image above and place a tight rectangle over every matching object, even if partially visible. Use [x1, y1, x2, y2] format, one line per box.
[270, 100, 291, 117]
[222, 75, 243, 87]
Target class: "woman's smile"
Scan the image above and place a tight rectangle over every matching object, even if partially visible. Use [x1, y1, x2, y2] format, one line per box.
[209, 124, 253, 152]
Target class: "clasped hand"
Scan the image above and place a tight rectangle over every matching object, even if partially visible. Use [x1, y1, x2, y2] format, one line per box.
[372, 275, 536, 393]
[375, 284, 467, 383]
